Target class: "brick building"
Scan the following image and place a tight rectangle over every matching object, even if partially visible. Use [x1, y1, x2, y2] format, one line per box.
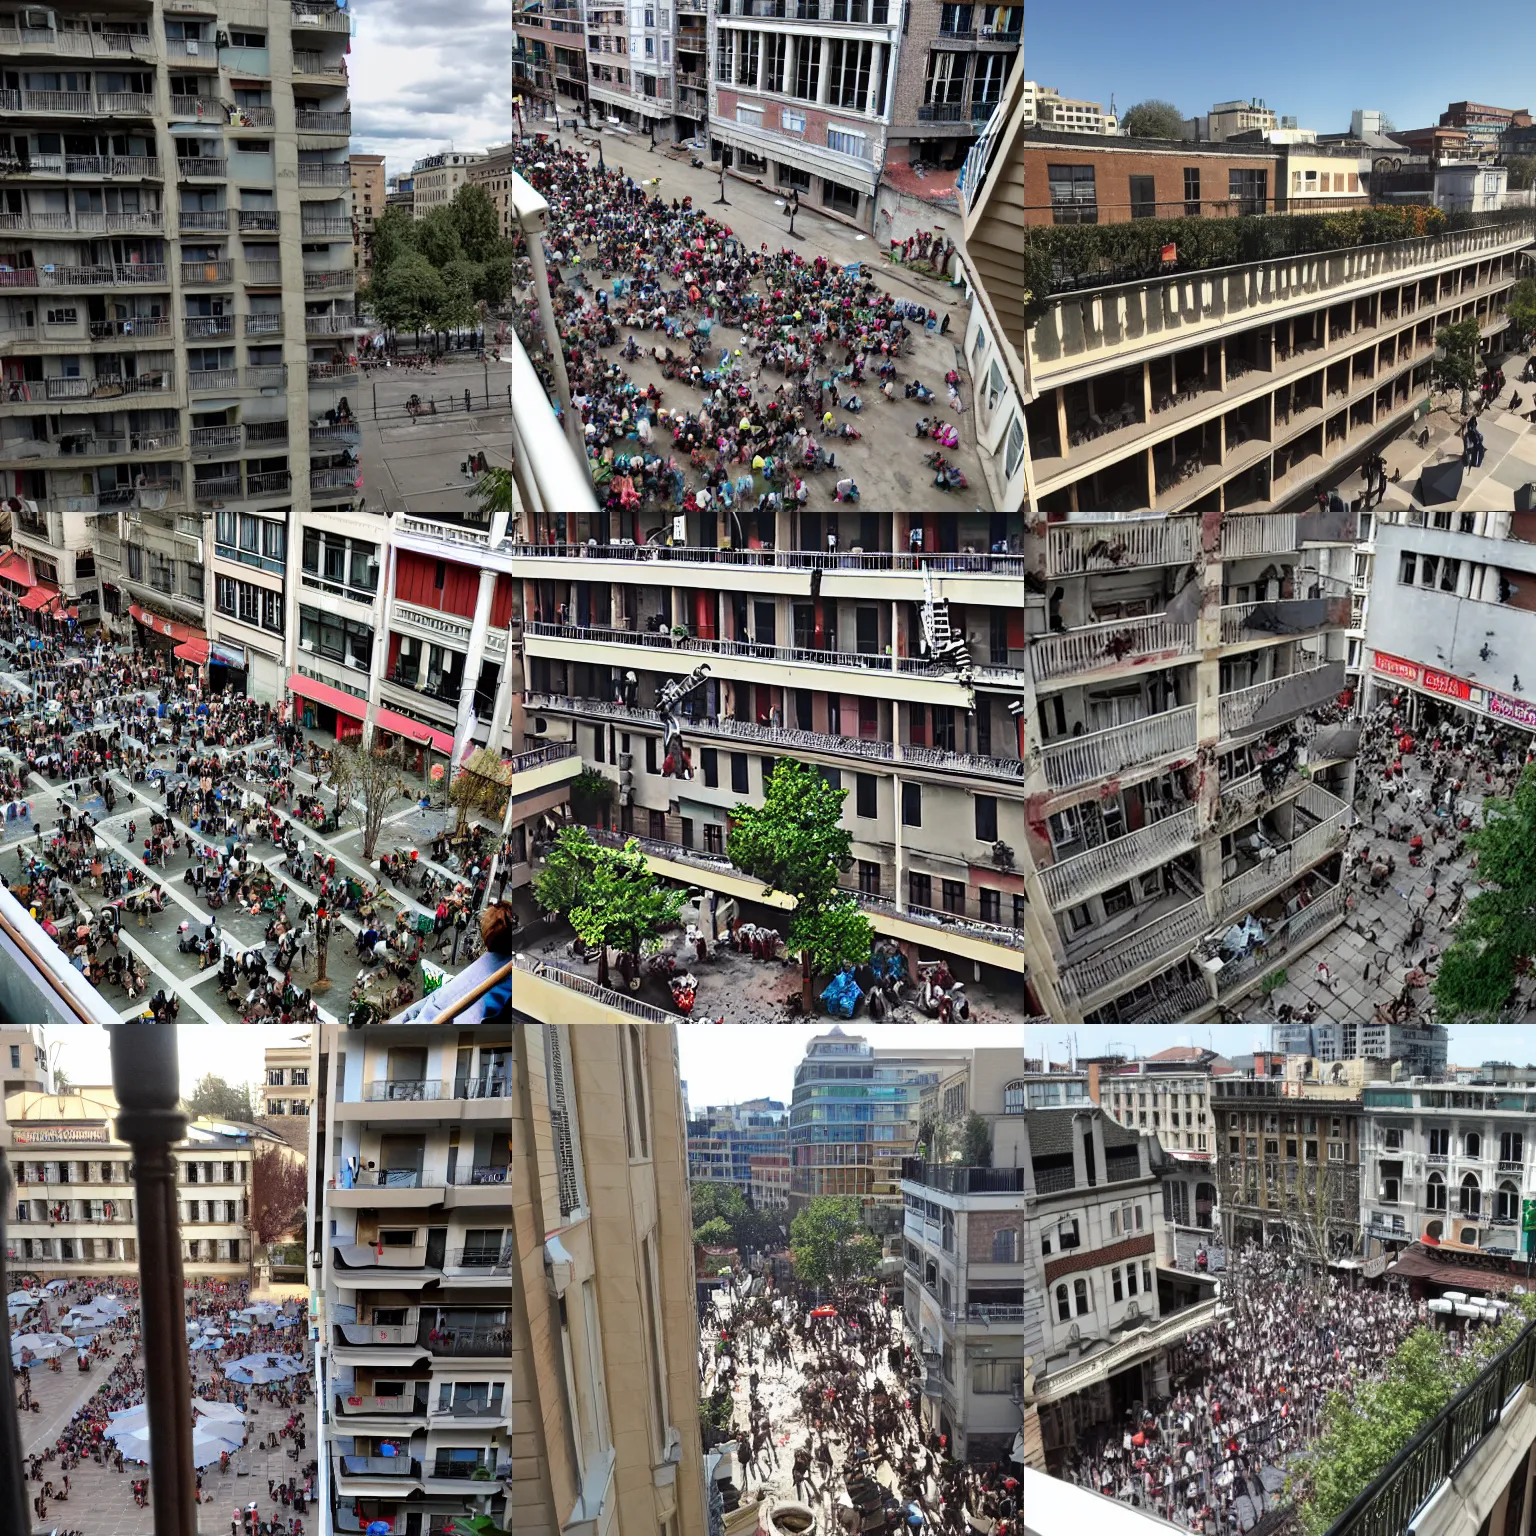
[349, 153, 386, 278]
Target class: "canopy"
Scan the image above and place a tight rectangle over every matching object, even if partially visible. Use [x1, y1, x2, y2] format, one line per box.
[288, 671, 366, 719]
[373, 706, 454, 756]
[11, 1332, 74, 1361]
[128, 602, 203, 645]
[43, 1280, 71, 1294]
[0, 551, 36, 588]
[193, 1398, 246, 1422]
[7, 1289, 41, 1307]
[174, 637, 210, 664]
[224, 1351, 304, 1384]
[18, 585, 59, 612]
[109, 1419, 244, 1468]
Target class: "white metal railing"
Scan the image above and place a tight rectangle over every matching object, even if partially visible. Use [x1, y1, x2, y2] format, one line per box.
[1038, 705, 1197, 790]
[1030, 613, 1196, 684]
[1218, 660, 1332, 736]
[508, 741, 579, 775]
[393, 602, 472, 645]
[1044, 518, 1198, 576]
[1034, 1298, 1226, 1404]
[1038, 808, 1199, 910]
[511, 542, 1024, 575]
[1219, 810, 1347, 919]
[506, 322, 598, 516]
[1219, 512, 1298, 560]
[510, 954, 686, 1022]
[1060, 896, 1209, 1003]
[397, 517, 493, 549]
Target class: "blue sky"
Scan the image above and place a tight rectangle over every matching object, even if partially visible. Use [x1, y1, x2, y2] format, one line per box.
[1027, 2, 1536, 137]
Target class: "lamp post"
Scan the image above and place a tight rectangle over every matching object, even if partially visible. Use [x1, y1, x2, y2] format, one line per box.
[787, 188, 800, 239]
[716, 158, 729, 206]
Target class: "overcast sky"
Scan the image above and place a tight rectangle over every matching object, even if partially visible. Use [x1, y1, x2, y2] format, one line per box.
[675, 1025, 1023, 1113]
[350, 0, 512, 180]
[43, 1026, 308, 1102]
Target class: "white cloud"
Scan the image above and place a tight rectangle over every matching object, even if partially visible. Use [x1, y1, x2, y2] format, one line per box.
[348, 0, 512, 180]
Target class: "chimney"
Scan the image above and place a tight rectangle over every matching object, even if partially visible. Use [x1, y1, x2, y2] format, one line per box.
[1070, 1111, 1090, 1188]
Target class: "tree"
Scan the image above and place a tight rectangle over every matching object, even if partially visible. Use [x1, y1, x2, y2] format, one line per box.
[959, 1112, 993, 1168]
[186, 1073, 258, 1122]
[1508, 276, 1536, 342]
[692, 1180, 751, 1232]
[1435, 765, 1536, 1020]
[51, 1066, 71, 1095]
[788, 1195, 882, 1295]
[433, 259, 484, 346]
[449, 747, 511, 837]
[567, 838, 687, 989]
[448, 183, 503, 263]
[1121, 99, 1187, 141]
[366, 251, 447, 349]
[727, 759, 873, 1010]
[480, 253, 516, 308]
[1508, 155, 1536, 192]
[693, 1216, 734, 1246]
[329, 739, 410, 860]
[533, 824, 600, 920]
[1434, 317, 1482, 413]
[568, 767, 613, 825]
[368, 206, 416, 279]
[248, 1146, 307, 1247]
[473, 467, 516, 520]
[414, 206, 467, 270]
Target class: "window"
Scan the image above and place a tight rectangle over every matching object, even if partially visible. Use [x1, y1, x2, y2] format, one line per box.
[826, 126, 867, 159]
[1073, 1278, 1089, 1316]
[781, 108, 805, 133]
[991, 1228, 1016, 1263]
[1183, 166, 1200, 216]
[730, 753, 749, 793]
[624, 1025, 649, 1159]
[974, 795, 997, 843]
[1383, 1128, 1402, 1150]
[1465, 1132, 1482, 1159]
[1125, 1263, 1137, 1297]
[1111, 1266, 1124, 1302]
[1048, 163, 1096, 224]
[1055, 1283, 1070, 1322]
[1460, 1173, 1481, 1216]
[901, 781, 921, 827]
[1429, 1127, 1450, 1156]
[1129, 174, 1156, 219]
[1228, 167, 1267, 213]
[972, 1359, 1022, 1395]
[857, 860, 880, 896]
[1498, 1181, 1520, 1222]
[701, 748, 718, 788]
[1502, 1132, 1524, 1165]
[856, 773, 877, 819]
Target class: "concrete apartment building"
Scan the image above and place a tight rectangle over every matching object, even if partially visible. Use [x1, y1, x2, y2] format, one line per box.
[748, 1153, 790, 1213]
[512, 0, 588, 121]
[1270, 1021, 1449, 1076]
[513, 503, 1030, 1003]
[1029, 83, 1116, 135]
[409, 149, 487, 216]
[0, 1024, 51, 1103]
[1197, 98, 1279, 143]
[350, 150, 386, 277]
[385, 172, 413, 211]
[0, 0, 363, 695]
[315, 1014, 513, 1536]
[1011, 1104, 1221, 1471]
[685, 1097, 788, 1192]
[467, 142, 517, 242]
[1440, 100, 1531, 161]
[4, 1086, 259, 1281]
[1211, 1072, 1364, 1261]
[262, 1034, 313, 1119]
[583, 0, 685, 145]
[512, 1021, 710, 1536]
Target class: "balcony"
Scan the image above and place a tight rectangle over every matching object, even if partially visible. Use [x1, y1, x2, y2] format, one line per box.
[1218, 659, 1345, 738]
[295, 111, 352, 135]
[418, 1324, 510, 1357]
[1041, 516, 1199, 576]
[916, 102, 998, 123]
[169, 95, 220, 120]
[244, 314, 283, 336]
[41, 372, 172, 401]
[1038, 808, 1200, 910]
[293, 51, 348, 78]
[246, 469, 291, 497]
[304, 313, 362, 334]
[1214, 882, 1347, 997]
[38, 263, 168, 288]
[1219, 590, 1353, 648]
[61, 153, 161, 178]
[245, 261, 284, 285]
[298, 162, 350, 187]
[189, 369, 239, 392]
[182, 261, 234, 285]
[177, 157, 228, 179]
[0, 24, 157, 59]
[453, 1246, 512, 1272]
[245, 366, 288, 389]
[191, 426, 242, 455]
[900, 1160, 1028, 1195]
[1059, 894, 1209, 1004]
[307, 362, 358, 385]
[301, 215, 352, 237]
[194, 476, 241, 504]
[338, 1455, 421, 1479]
[237, 210, 280, 233]
[292, 2, 353, 31]
[184, 314, 232, 336]
[1029, 613, 1197, 685]
[334, 1322, 421, 1347]
[1038, 705, 1197, 792]
[448, 1165, 508, 1186]
[246, 421, 289, 446]
[335, 1392, 423, 1417]
[303, 269, 354, 291]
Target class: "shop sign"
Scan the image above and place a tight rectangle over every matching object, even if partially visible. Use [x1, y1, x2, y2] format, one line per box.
[14, 1125, 109, 1144]
[1487, 690, 1536, 729]
[1371, 651, 1420, 683]
[210, 642, 246, 667]
[1422, 668, 1471, 702]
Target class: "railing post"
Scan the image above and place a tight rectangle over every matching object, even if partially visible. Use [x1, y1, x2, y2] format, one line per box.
[111, 1024, 199, 1536]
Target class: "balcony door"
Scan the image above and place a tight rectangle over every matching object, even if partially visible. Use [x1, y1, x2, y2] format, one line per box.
[425, 1226, 447, 1270]
[378, 1134, 426, 1187]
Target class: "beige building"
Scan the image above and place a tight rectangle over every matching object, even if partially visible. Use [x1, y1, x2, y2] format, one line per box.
[0, 1025, 52, 1103]
[748, 1153, 790, 1213]
[1205, 97, 1279, 141]
[350, 151, 387, 275]
[262, 1034, 314, 1120]
[4, 1087, 259, 1281]
[467, 143, 517, 243]
[411, 149, 488, 216]
[0, 0, 363, 696]
[513, 1020, 710, 1536]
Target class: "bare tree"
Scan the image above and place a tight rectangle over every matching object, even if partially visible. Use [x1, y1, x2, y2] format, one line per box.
[329, 739, 410, 859]
[248, 1145, 308, 1286]
[449, 747, 511, 836]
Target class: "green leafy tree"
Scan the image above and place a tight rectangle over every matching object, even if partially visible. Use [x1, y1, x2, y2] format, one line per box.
[448, 183, 503, 263]
[727, 759, 873, 1009]
[1121, 99, 1187, 141]
[692, 1180, 751, 1230]
[186, 1073, 258, 1122]
[959, 1112, 993, 1168]
[1434, 317, 1482, 413]
[1434, 765, 1536, 1020]
[415, 206, 467, 270]
[448, 747, 511, 836]
[693, 1216, 734, 1246]
[568, 839, 687, 989]
[1509, 276, 1536, 340]
[473, 466, 516, 519]
[788, 1195, 882, 1295]
[568, 767, 614, 824]
[431, 261, 482, 346]
[368, 206, 416, 279]
[533, 824, 600, 920]
[366, 251, 447, 349]
[329, 740, 410, 859]
[1508, 156, 1536, 192]
[480, 252, 516, 308]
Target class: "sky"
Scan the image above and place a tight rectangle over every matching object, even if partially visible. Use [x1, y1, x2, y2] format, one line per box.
[675, 1024, 1023, 1112]
[349, 0, 512, 180]
[41, 1026, 307, 1103]
[1026, 1, 1536, 139]
[1024, 1024, 1536, 1069]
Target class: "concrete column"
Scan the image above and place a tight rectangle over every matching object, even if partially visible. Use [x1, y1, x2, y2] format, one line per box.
[1456, 561, 1473, 598]
[892, 768, 904, 911]
[458, 568, 497, 742]
[816, 36, 831, 105]
[755, 30, 766, 93]
[1069, 1111, 1088, 1188]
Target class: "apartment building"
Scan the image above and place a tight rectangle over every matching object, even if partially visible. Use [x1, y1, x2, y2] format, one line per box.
[583, 0, 684, 144]
[316, 1015, 513, 1535]
[262, 1034, 313, 1119]
[0, 0, 363, 696]
[350, 151, 385, 276]
[748, 1153, 790, 1212]
[1360, 1077, 1536, 1264]
[1440, 101, 1531, 161]
[410, 150, 487, 216]
[513, 507, 1030, 999]
[1362, 511, 1536, 743]
[787, 1027, 974, 1230]
[466, 142, 516, 243]
[1270, 1021, 1449, 1076]
[512, 0, 587, 118]
[1204, 98, 1278, 143]
[685, 1097, 788, 1191]
[0, 1024, 51, 1102]
[1030, 84, 1115, 135]
[1211, 1074, 1363, 1261]
[4, 1086, 257, 1281]
[385, 172, 413, 211]
[1013, 1105, 1221, 1471]
[513, 1019, 710, 1536]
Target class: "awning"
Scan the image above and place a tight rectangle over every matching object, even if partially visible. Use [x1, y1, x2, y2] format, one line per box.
[174, 638, 210, 664]
[373, 706, 454, 755]
[128, 602, 202, 645]
[18, 584, 59, 612]
[0, 551, 36, 589]
[1384, 1243, 1518, 1294]
[288, 671, 366, 720]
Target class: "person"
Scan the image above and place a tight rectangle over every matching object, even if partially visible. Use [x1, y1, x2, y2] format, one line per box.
[834, 477, 859, 503]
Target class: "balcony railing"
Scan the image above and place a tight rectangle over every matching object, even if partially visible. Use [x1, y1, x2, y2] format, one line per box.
[1218, 659, 1341, 737]
[183, 314, 232, 335]
[335, 1322, 419, 1346]
[191, 426, 242, 453]
[335, 1393, 420, 1415]
[1038, 705, 1197, 792]
[301, 216, 352, 237]
[177, 156, 227, 178]
[453, 1247, 512, 1271]
[193, 476, 241, 503]
[291, 2, 353, 31]
[304, 313, 361, 334]
[447, 1165, 508, 1186]
[916, 101, 998, 123]
[40, 263, 167, 287]
[338, 1455, 420, 1479]
[237, 210, 280, 232]
[1042, 517, 1198, 576]
[295, 111, 352, 134]
[244, 314, 283, 335]
[303, 269, 354, 290]
[298, 163, 350, 186]
[1219, 512, 1299, 560]
[1038, 808, 1199, 909]
[246, 469, 292, 496]
[245, 261, 284, 284]
[418, 1325, 511, 1356]
[1029, 613, 1197, 684]
[181, 261, 234, 284]
[307, 362, 357, 384]
[169, 95, 220, 118]
[1059, 895, 1208, 1003]
[179, 209, 228, 233]
[510, 953, 687, 1023]
[900, 1160, 1028, 1195]
[245, 366, 288, 388]
[189, 369, 239, 392]
[512, 541, 1023, 576]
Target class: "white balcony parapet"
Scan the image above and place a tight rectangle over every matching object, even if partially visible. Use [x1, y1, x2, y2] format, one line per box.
[396, 517, 494, 551]
[1037, 705, 1197, 791]
[1219, 512, 1298, 561]
[1030, 613, 1196, 684]
[1038, 808, 1199, 910]
[512, 541, 1024, 575]
[1060, 896, 1209, 1003]
[505, 324, 598, 516]
[393, 601, 472, 647]
[1043, 517, 1198, 576]
[1033, 1297, 1226, 1405]
[1218, 660, 1333, 736]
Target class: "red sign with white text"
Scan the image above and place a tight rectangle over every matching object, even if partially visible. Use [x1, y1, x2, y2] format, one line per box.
[1371, 651, 1420, 683]
[1421, 668, 1471, 701]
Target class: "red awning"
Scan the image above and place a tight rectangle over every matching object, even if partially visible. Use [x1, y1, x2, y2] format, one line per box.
[0, 551, 36, 589]
[373, 706, 455, 755]
[128, 602, 203, 645]
[288, 671, 366, 720]
[18, 584, 59, 612]
[174, 638, 210, 664]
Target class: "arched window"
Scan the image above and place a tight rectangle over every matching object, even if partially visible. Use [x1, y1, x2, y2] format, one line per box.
[1427, 1172, 1446, 1211]
[1003, 1081, 1025, 1116]
[1460, 1173, 1481, 1216]
[1073, 1277, 1090, 1316]
[1056, 1284, 1070, 1323]
[1466, 1132, 1482, 1159]
[1497, 1180, 1519, 1222]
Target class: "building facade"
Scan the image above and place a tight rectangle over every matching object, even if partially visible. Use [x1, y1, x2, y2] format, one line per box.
[410, 150, 487, 216]
[685, 1098, 788, 1192]
[1030, 84, 1115, 135]
[1204, 98, 1279, 142]
[583, 0, 685, 144]
[1270, 1022, 1449, 1076]
[1440, 101, 1531, 161]
[317, 1015, 513, 1536]
[262, 1036, 314, 1119]
[512, 0, 588, 120]
[4, 1087, 255, 1281]
[467, 143, 517, 243]
[0, 1025, 51, 1104]
[512, 1019, 709, 1536]
[748, 1153, 791, 1212]
[350, 152, 386, 277]
[0, 0, 363, 698]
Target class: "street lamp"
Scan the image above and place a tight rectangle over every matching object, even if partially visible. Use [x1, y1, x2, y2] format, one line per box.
[787, 188, 800, 239]
[716, 157, 729, 206]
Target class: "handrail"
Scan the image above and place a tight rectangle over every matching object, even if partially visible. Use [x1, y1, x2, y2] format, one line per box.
[0, 879, 119, 1024]
[507, 321, 598, 515]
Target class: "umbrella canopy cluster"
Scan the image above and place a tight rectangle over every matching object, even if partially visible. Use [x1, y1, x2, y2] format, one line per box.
[106, 1400, 249, 1468]
[7, 1289, 43, 1317]
[11, 1331, 74, 1363]
[222, 1351, 305, 1385]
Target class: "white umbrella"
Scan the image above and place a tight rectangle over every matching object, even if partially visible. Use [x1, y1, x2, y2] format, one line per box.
[108, 1419, 245, 1468]
[11, 1332, 74, 1361]
[229, 1352, 304, 1376]
[108, 1404, 152, 1434]
[193, 1399, 246, 1422]
[7, 1290, 39, 1305]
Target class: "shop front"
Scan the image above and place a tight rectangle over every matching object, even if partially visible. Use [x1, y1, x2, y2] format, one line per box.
[288, 671, 366, 742]
[1368, 649, 1536, 738]
[372, 705, 455, 783]
[208, 640, 248, 697]
[128, 603, 209, 668]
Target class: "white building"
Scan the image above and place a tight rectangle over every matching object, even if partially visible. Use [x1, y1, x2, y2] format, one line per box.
[410, 150, 489, 216]
[1033, 85, 1117, 136]
[1435, 163, 1509, 213]
[1360, 1078, 1535, 1260]
[1270, 1023, 1449, 1077]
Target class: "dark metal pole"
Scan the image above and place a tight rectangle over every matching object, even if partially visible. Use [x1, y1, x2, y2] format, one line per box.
[111, 1023, 199, 1536]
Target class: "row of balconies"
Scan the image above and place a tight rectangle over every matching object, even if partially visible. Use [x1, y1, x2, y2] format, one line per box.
[333, 1322, 510, 1356]
[0, 23, 158, 58]
[1038, 509, 1344, 580]
[194, 469, 293, 502]
[0, 426, 181, 461]
[0, 89, 156, 117]
[0, 209, 164, 234]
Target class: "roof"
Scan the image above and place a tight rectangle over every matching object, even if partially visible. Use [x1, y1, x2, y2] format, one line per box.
[1385, 1243, 1520, 1294]
[1145, 1046, 1211, 1064]
[1022, 127, 1279, 157]
[1025, 1106, 1142, 1158]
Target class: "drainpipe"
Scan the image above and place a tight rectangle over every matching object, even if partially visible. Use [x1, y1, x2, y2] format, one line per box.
[111, 1024, 199, 1536]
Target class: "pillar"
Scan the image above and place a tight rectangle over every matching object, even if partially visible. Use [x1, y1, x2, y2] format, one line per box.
[816, 36, 831, 105]
[756, 32, 766, 93]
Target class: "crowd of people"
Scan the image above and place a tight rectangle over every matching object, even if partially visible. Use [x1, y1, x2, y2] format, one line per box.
[700, 1273, 1022, 1532]
[1057, 1248, 1431, 1533]
[510, 138, 968, 516]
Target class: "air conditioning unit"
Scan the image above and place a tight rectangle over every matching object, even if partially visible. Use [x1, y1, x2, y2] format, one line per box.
[619, 770, 633, 794]
[184, 38, 199, 52]
[299, 637, 314, 651]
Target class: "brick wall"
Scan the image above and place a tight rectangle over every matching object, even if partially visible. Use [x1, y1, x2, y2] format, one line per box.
[1023, 143, 1283, 226]
[1042, 1232, 1154, 1285]
[716, 87, 887, 172]
[966, 1208, 1022, 1262]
